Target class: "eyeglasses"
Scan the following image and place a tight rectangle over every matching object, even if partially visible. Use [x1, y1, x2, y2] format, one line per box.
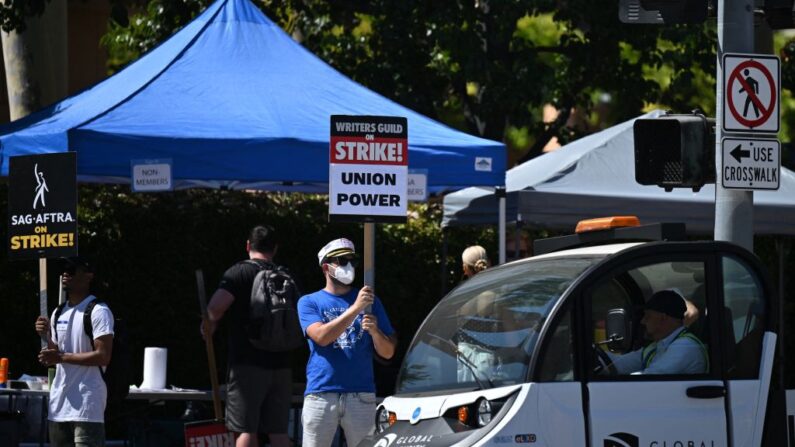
[327, 256, 358, 267]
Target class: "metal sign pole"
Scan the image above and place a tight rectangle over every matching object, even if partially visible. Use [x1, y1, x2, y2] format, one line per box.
[39, 258, 48, 348]
[363, 223, 375, 313]
[714, 0, 754, 251]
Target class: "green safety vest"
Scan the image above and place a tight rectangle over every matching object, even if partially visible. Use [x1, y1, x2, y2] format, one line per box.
[640, 328, 709, 372]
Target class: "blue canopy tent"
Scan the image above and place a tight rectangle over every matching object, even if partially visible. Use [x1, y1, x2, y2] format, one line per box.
[0, 0, 505, 193]
[443, 110, 795, 236]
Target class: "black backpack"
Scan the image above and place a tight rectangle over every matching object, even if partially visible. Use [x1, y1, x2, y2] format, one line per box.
[54, 299, 131, 410]
[243, 260, 304, 352]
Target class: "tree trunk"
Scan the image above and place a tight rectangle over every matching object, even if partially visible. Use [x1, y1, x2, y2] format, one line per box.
[1, 0, 67, 121]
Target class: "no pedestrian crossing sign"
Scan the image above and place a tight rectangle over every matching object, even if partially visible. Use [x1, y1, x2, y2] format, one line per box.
[329, 115, 408, 223]
[722, 53, 780, 134]
[721, 137, 780, 191]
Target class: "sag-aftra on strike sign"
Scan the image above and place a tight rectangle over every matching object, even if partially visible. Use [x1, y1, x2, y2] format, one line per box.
[329, 116, 408, 223]
[8, 153, 78, 260]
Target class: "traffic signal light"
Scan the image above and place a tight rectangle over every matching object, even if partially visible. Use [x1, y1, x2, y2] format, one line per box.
[619, 0, 709, 24]
[764, 0, 795, 29]
[634, 113, 716, 192]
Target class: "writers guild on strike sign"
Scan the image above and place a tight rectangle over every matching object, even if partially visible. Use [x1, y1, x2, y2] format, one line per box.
[329, 115, 408, 223]
[7, 153, 78, 260]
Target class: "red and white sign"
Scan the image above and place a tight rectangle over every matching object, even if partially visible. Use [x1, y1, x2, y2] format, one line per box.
[184, 420, 233, 447]
[723, 53, 780, 133]
[329, 116, 408, 223]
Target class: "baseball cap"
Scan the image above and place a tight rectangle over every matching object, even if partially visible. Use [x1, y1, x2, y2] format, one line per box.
[61, 256, 94, 273]
[317, 238, 356, 265]
[645, 289, 686, 320]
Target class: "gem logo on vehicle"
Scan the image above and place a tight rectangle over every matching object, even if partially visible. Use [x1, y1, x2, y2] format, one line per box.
[374, 433, 398, 447]
[410, 407, 422, 425]
[604, 432, 639, 447]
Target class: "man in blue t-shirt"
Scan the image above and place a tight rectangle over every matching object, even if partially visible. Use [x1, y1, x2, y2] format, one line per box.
[298, 238, 397, 447]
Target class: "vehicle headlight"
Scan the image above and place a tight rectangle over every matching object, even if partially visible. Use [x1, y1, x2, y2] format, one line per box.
[475, 398, 492, 427]
[375, 406, 393, 433]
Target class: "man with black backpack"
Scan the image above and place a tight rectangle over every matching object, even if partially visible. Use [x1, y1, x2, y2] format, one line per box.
[34, 256, 114, 447]
[204, 225, 297, 447]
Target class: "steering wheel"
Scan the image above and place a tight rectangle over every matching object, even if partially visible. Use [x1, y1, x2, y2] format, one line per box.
[592, 344, 617, 375]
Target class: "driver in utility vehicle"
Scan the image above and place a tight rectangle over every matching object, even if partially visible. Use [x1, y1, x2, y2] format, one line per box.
[607, 289, 708, 375]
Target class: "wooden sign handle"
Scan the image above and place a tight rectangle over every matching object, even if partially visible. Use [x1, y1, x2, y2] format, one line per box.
[196, 269, 223, 421]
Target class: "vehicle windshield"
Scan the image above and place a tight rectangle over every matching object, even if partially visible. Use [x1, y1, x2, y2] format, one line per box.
[396, 256, 599, 395]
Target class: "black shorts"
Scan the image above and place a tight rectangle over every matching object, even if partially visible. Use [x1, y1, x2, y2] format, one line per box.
[226, 364, 291, 434]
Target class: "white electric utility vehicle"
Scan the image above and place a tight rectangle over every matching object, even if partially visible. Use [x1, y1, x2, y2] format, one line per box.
[359, 219, 794, 447]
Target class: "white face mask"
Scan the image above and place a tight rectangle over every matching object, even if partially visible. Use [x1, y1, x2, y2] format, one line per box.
[332, 263, 356, 285]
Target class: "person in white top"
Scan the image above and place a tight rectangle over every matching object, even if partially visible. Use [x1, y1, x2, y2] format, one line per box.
[34, 256, 114, 447]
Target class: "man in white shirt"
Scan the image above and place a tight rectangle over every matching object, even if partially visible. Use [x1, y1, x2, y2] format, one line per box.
[34, 257, 114, 447]
[609, 290, 708, 375]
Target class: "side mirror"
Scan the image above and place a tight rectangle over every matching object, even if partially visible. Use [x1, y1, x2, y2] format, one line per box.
[605, 308, 632, 352]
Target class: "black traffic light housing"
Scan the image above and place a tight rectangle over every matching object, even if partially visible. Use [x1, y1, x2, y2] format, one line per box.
[619, 0, 710, 24]
[634, 112, 716, 192]
[764, 0, 795, 29]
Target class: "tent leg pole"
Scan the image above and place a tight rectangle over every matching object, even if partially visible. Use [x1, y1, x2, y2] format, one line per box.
[497, 187, 506, 265]
[512, 219, 522, 260]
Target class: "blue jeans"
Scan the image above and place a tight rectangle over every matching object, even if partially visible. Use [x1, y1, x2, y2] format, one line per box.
[301, 392, 376, 447]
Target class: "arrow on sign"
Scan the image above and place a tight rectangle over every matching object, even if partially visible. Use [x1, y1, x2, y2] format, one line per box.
[730, 144, 750, 163]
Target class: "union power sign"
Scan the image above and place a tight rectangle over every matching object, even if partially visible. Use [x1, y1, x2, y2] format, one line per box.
[7, 153, 78, 260]
[329, 115, 408, 223]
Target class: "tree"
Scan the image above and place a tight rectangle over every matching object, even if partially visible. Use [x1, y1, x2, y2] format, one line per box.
[0, 0, 51, 32]
[784, 37, 795, 90]
[1, 0, 65, 121]
[102, 0, 716, 164]
[779, 34, 794, 161]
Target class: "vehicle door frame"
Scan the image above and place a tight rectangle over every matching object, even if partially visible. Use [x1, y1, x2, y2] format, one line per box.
[714, 243, 782, 446]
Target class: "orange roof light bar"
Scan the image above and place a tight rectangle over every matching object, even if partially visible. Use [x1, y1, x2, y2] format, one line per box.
[575, 216, 641, 234]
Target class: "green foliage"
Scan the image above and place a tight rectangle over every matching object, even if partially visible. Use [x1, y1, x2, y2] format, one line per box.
[0, 0, 51, 32]
[780, 34, 795, 93]
[101, 0, 208, 73]
[779, 33, 795, 145]
[100, 0, 717, 162]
